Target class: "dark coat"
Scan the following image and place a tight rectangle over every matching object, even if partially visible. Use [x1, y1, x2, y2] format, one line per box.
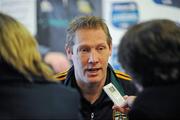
[0, 61, 81, 119]
[128, 83, 180, 120]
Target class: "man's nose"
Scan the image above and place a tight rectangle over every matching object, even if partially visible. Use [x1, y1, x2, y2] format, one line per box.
[88, 50, 99, 64]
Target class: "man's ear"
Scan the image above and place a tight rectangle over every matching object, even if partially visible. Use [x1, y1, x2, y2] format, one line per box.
[65, 45, 72, 60]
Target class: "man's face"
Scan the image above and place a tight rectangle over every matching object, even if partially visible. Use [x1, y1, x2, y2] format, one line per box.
[66, 28, 112, 84]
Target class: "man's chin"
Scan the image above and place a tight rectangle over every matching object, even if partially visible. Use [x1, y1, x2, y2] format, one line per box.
[86, 77, 101, 84]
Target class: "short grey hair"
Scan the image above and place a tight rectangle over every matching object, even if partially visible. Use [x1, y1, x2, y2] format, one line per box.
[66, 16, 112, 48]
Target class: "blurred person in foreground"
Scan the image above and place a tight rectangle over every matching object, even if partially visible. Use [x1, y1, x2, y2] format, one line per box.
[55, 16, 137, 120]
[0, 12, 81, 119]
[115, 19, 180, 119]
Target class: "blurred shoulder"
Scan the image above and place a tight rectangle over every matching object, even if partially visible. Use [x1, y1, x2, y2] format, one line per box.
[114, 70, 132, 81]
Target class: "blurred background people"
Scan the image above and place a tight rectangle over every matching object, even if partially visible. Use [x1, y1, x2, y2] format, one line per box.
[0, 12, 81, 119]
[43, 51, 70, 73]
[117, 19, 180, 119]
[39, 45, 71, 73]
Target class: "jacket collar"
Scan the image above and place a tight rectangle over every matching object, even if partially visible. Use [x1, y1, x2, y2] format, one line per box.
[65, 64, 113, 105]
[64, 63, 125, 95]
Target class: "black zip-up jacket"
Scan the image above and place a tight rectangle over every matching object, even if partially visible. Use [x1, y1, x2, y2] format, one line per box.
[55, 64, 137, 120]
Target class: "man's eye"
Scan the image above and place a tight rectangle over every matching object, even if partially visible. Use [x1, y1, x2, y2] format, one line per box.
[80, 48, 89, 53]
[98, 47, 105, 51]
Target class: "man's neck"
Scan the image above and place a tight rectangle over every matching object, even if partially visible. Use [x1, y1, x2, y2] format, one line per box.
[76, 79, 106, 104]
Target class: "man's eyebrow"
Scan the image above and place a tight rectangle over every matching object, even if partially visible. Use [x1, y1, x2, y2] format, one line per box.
[78, 44, 89, 48]
[97, 43, 107, 46]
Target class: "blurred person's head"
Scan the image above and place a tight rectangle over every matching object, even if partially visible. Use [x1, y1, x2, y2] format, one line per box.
[118, 19, 180, 90]
[44, 52, 71, 73]
[0, 13, 54, 81]
[65, 16, 112, 85]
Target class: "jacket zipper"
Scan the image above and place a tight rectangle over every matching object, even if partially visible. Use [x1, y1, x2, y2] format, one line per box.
[91, 112, 94, 120]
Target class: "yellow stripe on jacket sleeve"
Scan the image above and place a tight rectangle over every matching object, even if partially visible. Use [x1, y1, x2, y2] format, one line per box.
[114, 70, 132, 81]
[54, 71, 68, 81]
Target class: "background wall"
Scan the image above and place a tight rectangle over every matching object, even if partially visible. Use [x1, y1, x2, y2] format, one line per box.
[36, 0, 102, 53]
[0, 0, 37, 35]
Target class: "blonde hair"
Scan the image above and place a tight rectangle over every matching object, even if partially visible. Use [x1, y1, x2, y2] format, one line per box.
[0, 13, 56, 81]
[66, 16, 112, 48]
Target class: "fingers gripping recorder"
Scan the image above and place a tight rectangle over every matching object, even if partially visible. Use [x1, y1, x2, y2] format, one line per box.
[103, 83, 125, 106]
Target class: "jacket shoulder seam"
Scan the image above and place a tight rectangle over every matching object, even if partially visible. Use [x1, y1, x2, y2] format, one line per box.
[114, 70, 132, 81]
